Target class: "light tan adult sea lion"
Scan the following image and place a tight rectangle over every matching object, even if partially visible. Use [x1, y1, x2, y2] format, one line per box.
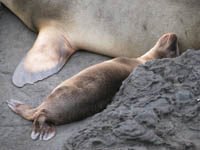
[0, 0, 199, 87]
[7, 33, 179, 141]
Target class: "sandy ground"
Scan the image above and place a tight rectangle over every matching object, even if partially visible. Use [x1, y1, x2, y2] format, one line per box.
[0, 6, 110, 150]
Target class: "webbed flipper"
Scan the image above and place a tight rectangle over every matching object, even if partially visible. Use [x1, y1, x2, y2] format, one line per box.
[31, 115, 56, 141]
[12, 27, 75, 87]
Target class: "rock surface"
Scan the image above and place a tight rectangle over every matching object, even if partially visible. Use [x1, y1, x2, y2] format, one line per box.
[64, 50, 200, 150]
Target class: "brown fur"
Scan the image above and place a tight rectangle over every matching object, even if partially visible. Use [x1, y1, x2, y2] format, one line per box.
[7, 33, 179, 140]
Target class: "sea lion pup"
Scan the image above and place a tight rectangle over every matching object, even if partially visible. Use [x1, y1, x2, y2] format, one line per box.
[0, 0, 199, 87]
[7, 33, 179, 141]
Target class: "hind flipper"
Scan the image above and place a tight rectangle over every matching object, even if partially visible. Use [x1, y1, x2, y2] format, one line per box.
[7, 99, 36, 120]
[31, 115, 56, 141]
[12, 27, 76, 87]
[7, 99, 24, 112]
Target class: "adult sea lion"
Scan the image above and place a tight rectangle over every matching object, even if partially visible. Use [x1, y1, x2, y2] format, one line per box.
[7, 33, 179, 141]
[0, 0, 199, 87]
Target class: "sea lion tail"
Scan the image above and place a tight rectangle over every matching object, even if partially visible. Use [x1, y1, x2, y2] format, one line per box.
[7, 99, 36, 121]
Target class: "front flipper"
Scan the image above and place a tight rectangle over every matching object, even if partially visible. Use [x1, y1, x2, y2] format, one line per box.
[12, 56, 66, 87]
[31, 115, 56, 141]
[12, 27, 76, 87]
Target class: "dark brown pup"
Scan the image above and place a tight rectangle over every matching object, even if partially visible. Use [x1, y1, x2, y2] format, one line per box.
[7, 33, 179, 141]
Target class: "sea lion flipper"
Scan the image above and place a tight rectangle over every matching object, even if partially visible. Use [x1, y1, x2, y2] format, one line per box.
[31, 124, 56, 141]
[7, 99, 24, 112]
[32, 115, 56, 141]
[12, 27, 75, 87]
[7, 99, 36, 120]
[12, 56, 66, 87]
[42, 124, 56, 141]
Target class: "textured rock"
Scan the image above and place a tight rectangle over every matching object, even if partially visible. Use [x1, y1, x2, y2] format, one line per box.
[64, 50, 200, 150]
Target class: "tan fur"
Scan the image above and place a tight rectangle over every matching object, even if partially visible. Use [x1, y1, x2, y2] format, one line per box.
[1, 0, 199, 56]
[1, 0, 199, 87]
[7, 33, 179, 140]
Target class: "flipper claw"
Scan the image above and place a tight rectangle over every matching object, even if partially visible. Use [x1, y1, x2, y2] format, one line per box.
[31, 130, 40, 141]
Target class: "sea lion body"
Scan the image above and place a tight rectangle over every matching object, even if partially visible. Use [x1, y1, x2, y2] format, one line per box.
[0, 0, 199, 87]
[7, 33, 179, 140]
[2, 0, 200, 56]
[39, 57, 140, 125]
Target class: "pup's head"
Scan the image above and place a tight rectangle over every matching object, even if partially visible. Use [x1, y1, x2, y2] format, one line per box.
[153, 33, 180, 59]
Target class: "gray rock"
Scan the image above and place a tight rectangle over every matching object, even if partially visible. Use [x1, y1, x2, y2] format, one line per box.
[64, 50, 200, 150]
